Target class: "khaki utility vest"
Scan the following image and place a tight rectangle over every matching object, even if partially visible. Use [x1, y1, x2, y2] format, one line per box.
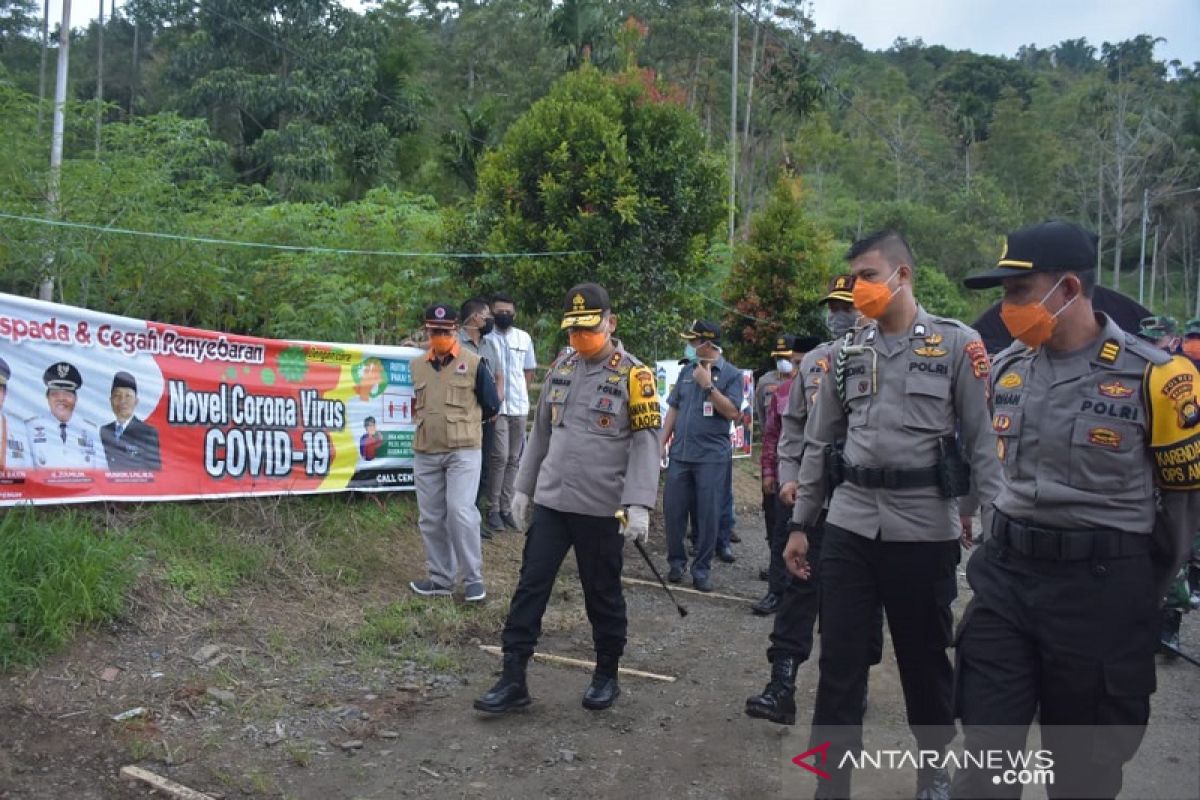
[411, 350, 483, 453]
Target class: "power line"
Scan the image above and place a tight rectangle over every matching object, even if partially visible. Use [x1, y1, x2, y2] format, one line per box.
[0, 212, 593, 259]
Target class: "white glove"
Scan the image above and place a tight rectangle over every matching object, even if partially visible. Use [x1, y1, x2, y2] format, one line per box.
[511, 491, 532, 530]
[623, 505, 650, 544]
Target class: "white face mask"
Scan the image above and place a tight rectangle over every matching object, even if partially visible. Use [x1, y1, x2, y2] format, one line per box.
[776, 358, 794, 374]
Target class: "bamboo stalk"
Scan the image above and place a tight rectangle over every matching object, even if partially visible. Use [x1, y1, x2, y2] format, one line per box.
[621, 576, 755, 603]
[478, 645, 676, 683]
[119, 766, 215, 800]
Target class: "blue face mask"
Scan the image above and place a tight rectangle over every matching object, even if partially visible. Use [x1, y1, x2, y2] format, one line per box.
[684, 343, 698, 361]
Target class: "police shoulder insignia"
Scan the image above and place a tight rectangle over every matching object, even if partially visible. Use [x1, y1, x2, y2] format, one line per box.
[628, 366, 662, 432]
[1145, 355, 1200, 490]
[606, 351, 624, 371]
[1097, 339, 1121, 365]
[964, 340, 989, 380]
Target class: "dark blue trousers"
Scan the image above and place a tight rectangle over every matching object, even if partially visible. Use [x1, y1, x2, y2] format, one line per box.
[664, 458, 727, 580]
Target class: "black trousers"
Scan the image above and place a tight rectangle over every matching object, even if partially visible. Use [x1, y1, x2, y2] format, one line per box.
[767, 517, 886, 666]
[501, 505, 627, 660]
[810, 523, 960, 796]
[766, 495, 789, 594]
[476, 417, 495, 504]
[952, 538, 1157, 799]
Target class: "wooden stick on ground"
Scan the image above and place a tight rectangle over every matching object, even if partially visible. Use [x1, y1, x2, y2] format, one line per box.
[478, 644, 676, 683]
[621, 576, 755, 603]
[119, 766, 215, 800]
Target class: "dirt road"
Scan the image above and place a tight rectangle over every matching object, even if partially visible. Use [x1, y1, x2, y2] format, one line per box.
[1, 464, 1198, 798]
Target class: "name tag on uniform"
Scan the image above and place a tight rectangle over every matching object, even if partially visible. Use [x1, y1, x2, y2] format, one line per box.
[703, 401, 714, 417]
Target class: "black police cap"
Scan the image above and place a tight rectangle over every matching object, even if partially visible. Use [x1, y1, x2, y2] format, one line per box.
[963, 220, 1097, 290]
[424, 302, 458, 329]
[560, 282, 611, 330]
[43, 361, 82, 392]
[792, 335, 822, 353]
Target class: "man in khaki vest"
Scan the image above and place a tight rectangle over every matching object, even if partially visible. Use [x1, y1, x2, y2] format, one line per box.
[408, 303, 500, 603]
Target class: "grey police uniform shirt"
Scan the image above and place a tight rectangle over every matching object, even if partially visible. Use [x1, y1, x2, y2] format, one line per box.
[514, 341, 661, 517]
[667, 356, 744, 463]
[25, 414, 108, 469]
[777, 340, 836, 487]
[792, 307, 1002, 542]
[989, 314, 1195, 543]
[755, 369, 784, 429]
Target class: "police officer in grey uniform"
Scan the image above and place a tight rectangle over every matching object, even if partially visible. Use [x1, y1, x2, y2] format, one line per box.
[746, 275, 887, 724]
[786, 232, 1002, 799]
[26, 361, 107, 470]
[474, 283, 661, 714]
[0, 357, 32, 470]
[953, 221, 1200, 798]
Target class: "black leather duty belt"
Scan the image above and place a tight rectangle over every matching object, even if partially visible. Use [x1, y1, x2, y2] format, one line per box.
[841, 463, 940, 490]
[992, 511, 1150, 561]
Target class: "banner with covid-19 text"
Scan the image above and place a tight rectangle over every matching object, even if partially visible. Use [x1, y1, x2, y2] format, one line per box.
[0, 293, 422, 506]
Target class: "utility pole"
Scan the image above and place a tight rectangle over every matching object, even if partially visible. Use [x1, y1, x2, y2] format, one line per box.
[728, 1, 738, 248]
[42, 0, 72, 303]
[95, 0, 104, 157]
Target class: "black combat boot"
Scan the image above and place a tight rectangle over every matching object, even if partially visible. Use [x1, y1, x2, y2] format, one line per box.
[582, 653, 621, 710]
[473, 652, 531, 714]
[743, 655, 799, 725]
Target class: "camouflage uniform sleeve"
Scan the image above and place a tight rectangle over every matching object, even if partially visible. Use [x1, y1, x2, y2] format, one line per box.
[777, 373, 808, 486]
[1145, 354, 1200, 592]
[622, 364, 662, 509]
[792, 343, 847, 529]
[954, 331, 1002, 532]
[514, 365, 554, 499]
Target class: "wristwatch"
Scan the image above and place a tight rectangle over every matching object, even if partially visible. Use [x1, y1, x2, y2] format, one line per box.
[701, 384, 715, 396]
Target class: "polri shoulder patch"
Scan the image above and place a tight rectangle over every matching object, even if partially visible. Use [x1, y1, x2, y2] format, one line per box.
[965, 340, 990, 380]
[628, 365, 662, 432]
[1145, 355, 1200, 490]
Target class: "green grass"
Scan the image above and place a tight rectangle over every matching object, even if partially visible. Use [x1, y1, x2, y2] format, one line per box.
[0, 508, 139, 668]
[352, 595, 504, 669]
[0, 493, 422, 669]
[126, 504, 267, 603]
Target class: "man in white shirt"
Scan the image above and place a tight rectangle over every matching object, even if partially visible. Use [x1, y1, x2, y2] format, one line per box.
[26, 361, 107, 470]
[485, 292, 538, 531]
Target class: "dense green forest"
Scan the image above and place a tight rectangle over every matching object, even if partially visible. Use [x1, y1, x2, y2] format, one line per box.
[1, 0, 1197, 366]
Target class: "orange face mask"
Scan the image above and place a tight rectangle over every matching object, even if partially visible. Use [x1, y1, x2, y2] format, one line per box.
[429, 334, 456, 357]
[851, 268, 900, 319]
[999, 276, 1074, 349]
[569, 329, 609, 359]
[1183, 339, 1200, 361]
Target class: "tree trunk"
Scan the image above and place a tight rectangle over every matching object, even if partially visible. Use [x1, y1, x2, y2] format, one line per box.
[740, 0, 762, 216]
[95, 0, 104, 157]
[36, 0, 49, 132]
